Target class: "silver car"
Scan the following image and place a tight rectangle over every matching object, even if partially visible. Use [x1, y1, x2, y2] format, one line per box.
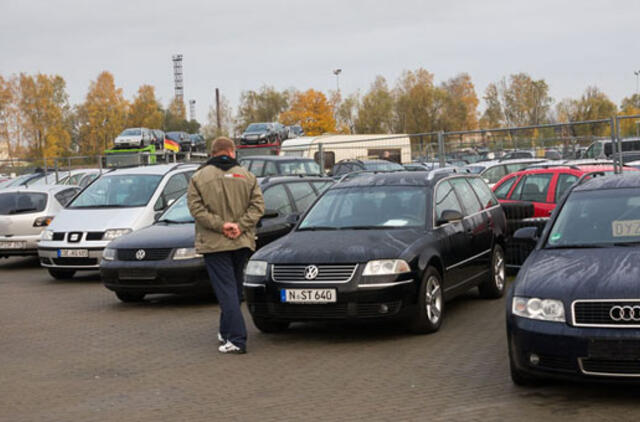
[38, 163, 197, 279]
[0, 185, 80, 258]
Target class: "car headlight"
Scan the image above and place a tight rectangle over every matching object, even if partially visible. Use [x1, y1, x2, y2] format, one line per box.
[103, 228, 132, 240]
[173, 248, 203, 260]
[512, 297, 565, 323]
[245, 260, 268, 276]
[33, 216, 54, 227]
[41, 229, 54, 241]
[259, 133, 266, 138]
[102, 248, 116, 261]
[362, 259, 410, 276]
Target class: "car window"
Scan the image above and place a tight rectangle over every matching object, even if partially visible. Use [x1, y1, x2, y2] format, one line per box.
[263, 184, 293, 214]
[264, 161, 278, 176]
[312, 181, 333, 194]
[286, 182, 317, 212]
[54, 188, 79, 207]
[450, 178, 482, 215]
[435, 181, 463, 221]
[333, 164, 347, 176]
[239, 159, 249, 168]
[506, 163, 529, 173]
[468, 178, 498, 209]
[482, 165, 506, 184]
[511, 174, 553, 203]
[555, 173, 579, 202]
[494, 175, 517, 199]
[67, 173, 85, 185]
[0, 192, 48, 215]
[155, 173, 189, 211]
[249, 160, 265, 177]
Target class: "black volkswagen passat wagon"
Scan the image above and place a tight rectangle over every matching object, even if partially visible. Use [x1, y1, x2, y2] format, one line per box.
[100, 176, 333, 302]
[244, 172, 507, 333]
[507, 173, 640, 385]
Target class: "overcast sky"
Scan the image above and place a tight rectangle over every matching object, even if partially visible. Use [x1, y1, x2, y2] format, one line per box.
[1, 0, 638, 123]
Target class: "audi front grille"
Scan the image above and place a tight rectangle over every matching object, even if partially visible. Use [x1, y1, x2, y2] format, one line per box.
[572, 299, 640, 327]
[271, 264, 358, 283]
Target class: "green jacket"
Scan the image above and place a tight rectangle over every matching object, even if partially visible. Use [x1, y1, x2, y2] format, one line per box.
[187, 163, 264, 253]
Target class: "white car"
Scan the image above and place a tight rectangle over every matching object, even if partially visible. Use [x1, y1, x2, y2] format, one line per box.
[38, 163, 197, 279]
[113, 128, 154, 149]
[464, 158, 545, 188]
[0, 185, 80, 258]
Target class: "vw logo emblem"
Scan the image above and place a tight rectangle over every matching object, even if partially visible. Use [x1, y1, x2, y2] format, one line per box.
[609, 305, 640, 322]
[304, 265, 319, 280]
[135, 249, 146, 261]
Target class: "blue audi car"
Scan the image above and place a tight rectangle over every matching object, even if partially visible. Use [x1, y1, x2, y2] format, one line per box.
[507, 173, 640, 384]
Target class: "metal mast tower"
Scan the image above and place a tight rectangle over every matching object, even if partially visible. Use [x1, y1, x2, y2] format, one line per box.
[172, 54, 184, 100]
[189, 99, 196, 121]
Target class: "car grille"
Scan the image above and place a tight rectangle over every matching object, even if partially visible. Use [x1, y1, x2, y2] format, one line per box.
[271, 264, 357, 283]
[573, 300, 640, 327]
[118, 269, 158, 280]
[117, 248, 172, 261]
[52, 232, 65, 241]
[581, 359, 640, 376]
[52, 257, 98, 266]
[250, 301, 401, 319]
[86, 232, 104, 241]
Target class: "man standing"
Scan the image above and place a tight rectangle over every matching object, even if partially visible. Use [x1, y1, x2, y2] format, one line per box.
[187, 137, 264, 354]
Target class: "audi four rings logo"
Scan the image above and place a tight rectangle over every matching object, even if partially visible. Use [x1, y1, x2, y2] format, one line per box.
[304, 265, 319, 280]
[609, 305, 640, 321]
[135, 249, 146, 261]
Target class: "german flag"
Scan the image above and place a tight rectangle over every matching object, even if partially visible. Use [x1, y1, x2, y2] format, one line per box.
[164, 138, 180, 152]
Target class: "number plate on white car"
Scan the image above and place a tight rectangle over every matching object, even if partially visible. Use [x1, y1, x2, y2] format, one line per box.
[0, 241, 26, 249]
[58, 249, 89, 258]
[280, 289, 337, 304]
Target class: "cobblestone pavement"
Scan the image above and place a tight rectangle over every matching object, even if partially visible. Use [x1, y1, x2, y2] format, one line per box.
[2, 256, 640, 422]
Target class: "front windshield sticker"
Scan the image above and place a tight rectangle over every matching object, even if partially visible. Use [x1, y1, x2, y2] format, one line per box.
[550, 232, 562, 243]
[612, 220, 640, 237]
[383, 219, 408, 227]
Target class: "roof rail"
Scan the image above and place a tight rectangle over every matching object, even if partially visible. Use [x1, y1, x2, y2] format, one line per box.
[167, 162, 198, 173]
[576, 170, 618, 185]
[336, 169, 405, 184]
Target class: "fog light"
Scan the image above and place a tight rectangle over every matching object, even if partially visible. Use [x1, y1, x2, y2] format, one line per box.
[529, 353, 540, 366]
[379, 304, 389, 314]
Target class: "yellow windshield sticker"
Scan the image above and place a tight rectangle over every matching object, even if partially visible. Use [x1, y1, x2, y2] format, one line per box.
[612, 220, 640, 237]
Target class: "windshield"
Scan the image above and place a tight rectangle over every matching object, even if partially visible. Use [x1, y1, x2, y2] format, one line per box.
[298, 186, 427, 230]
[158, 194, 194, 223]
[246, 123, 268, 132]
[547, 187, 640, 248]
[364, 161, 404, 172]
[68, 174, 162, 208]
[121, 128, 141, 136]
[0, 192, 48, 215]
[278, 161, 322, 175]
[166, 132, 184, 141]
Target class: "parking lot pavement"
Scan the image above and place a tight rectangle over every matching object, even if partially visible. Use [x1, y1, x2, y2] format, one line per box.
[2, 258, 640, 422]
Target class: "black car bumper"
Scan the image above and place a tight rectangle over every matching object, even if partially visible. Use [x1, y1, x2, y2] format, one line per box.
[101, 258, 210, 295]
[245, 273, 418, 322]
[508, 314, 640, 381]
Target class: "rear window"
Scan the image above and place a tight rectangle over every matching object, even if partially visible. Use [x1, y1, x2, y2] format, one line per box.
[0, 192, 48, 215]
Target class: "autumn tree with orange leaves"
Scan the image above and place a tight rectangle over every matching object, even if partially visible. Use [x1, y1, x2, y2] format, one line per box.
[280, 89, 336, 136]
[128, 85, 163, 129]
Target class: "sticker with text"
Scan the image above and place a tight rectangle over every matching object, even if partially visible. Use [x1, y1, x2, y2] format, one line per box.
[612, 220, 640, 237]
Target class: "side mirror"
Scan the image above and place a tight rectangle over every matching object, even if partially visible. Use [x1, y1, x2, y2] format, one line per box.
[262, 209, 279, 219]
[436, 209, 463, 225]
[513, 226, 539, 242]
[286, 213, 301, 225]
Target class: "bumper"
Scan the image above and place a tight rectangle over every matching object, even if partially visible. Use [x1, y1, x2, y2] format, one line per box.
[245, 274, 418, 322]
[38, 247, 104, 270]
[0, 235, 40, 257]
[101, 258, 210, 294]
[508, 314, 640, 381]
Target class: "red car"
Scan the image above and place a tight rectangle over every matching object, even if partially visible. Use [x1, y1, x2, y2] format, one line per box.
[492, 165, 638, 218]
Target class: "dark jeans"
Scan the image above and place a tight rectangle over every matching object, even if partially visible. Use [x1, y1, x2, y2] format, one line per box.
[204, 248, 251, 349]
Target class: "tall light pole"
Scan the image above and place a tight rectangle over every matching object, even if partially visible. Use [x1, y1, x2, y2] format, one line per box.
[635, 70, 640, 97]
[333, 68, 342, 93]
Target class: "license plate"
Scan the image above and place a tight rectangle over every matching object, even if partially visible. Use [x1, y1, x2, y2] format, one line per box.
[0, 241, 26, 249]
[58, 249, 89, 258]
[280, 289, 336, 304]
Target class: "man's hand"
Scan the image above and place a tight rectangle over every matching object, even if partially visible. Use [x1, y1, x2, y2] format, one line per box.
[223, 222, 242, 239]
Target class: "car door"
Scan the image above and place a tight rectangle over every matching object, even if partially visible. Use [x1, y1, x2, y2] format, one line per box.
[433, 180, 472, 294]
[258, 184, 295, 247]
[509, 173, 555, 217]
[249, 160, 266, 177]
[449, 177, 491, 281]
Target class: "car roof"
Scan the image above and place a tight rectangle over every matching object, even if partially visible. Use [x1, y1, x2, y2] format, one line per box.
[260, 175, 331, 186]
[334, 171, 474, 188]
[0, 184, 76, 195]
[574, 173, 640, 192]
[107, 164, 197, 176]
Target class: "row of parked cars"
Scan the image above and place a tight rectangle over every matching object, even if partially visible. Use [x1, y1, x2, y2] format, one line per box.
[114, 128, 206, 153]
[239, 123, 303, 145]
[3, 151, 640, 385]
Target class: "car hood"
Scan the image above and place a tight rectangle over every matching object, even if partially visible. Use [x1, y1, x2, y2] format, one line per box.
[48, 208, 148, 232]
[109, 222, 195, 249]
[253, 228, 423, 264]
[515, 248, 640, 299]
[115, 135, 142, 141]
[242, 131, 268, 136]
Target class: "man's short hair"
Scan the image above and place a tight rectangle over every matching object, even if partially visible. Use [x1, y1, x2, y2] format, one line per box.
[211, 137, 236, 155]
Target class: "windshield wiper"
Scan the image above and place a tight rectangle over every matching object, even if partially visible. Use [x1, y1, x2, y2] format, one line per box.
[297, 226, 339, 231]
[158, 219, 193, 224]
[545, 243, 612, 249]
[8, 207, 37, 214]
[69, 204, 134, 209]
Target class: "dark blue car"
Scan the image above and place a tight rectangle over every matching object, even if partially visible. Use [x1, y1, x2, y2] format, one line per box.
[507, 173, 640, 385]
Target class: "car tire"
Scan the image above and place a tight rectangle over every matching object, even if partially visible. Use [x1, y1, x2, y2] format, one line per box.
[410, 266, 444, 334]
[115, 292, 146, 303]
[479, 244, 506, 299]
[252, 317, 289, 333]
[48, 269, 76, 280]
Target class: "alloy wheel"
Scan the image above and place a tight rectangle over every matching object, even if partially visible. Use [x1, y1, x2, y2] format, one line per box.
[425, 275, 442, 325]
[494, 249, 505, 290]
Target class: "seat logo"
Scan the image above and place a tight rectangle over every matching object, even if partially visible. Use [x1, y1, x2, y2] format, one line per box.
[135, 249, 146, 261]
[304, 265, 319, 280]
[609, 305, 640, 322]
